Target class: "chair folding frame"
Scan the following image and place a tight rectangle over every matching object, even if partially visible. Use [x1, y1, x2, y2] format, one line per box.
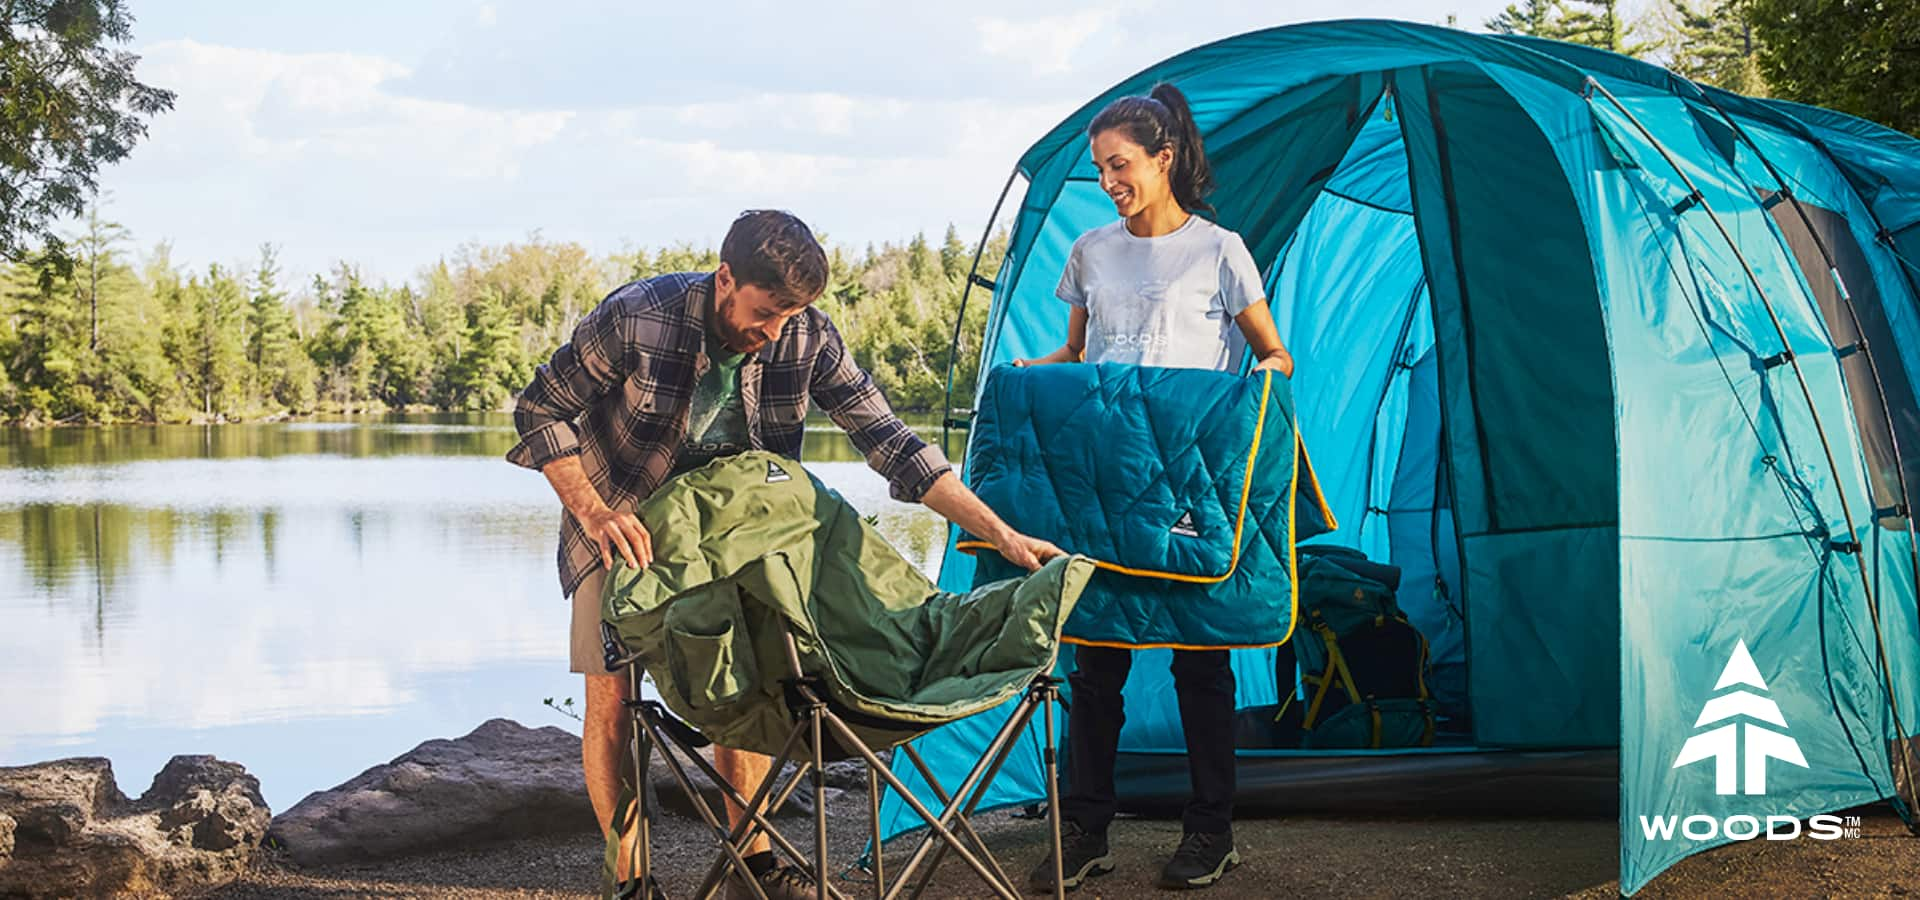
[607, 619, 1068, 900]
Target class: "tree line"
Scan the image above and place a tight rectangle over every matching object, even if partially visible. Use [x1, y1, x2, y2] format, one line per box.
[9, 0, 1920, 427]
[1486, 0, 1919, 128]
[0, 219, 999, 424]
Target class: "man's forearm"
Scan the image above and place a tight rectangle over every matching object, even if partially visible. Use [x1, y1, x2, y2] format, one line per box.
[918, 471, 1014, 544]
[542, 455, 610, 520]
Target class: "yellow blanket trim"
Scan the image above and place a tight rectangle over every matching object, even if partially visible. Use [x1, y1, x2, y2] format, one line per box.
[1061, 635, 1292, 651]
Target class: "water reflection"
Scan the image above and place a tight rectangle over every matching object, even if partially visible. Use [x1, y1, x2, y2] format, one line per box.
[0, 414, 948, 812]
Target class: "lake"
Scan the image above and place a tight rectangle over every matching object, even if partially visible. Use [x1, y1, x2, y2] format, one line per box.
[0, 413, 952, 813]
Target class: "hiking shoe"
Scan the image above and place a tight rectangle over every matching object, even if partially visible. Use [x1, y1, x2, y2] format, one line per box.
[728, 862, 816, 900]
[1157, 830, 1240, 890]
[1026, 819, 1115, 893]
[609, 878, 666, 900]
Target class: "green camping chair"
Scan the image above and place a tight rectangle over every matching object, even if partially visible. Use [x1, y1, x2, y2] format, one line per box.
[599, 452, 1094, 900]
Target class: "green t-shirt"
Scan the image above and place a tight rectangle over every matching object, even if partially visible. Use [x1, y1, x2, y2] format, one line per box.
[670, 328, 751, 476]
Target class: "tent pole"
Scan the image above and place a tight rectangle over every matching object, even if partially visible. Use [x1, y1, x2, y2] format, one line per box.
[1693, 91, 1920, 737]
[941, 168, 1021, 462]
[1589, 78, 1917, 801]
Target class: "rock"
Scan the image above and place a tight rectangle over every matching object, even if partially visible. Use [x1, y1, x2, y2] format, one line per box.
[267, 718, 861, 869]
[0, 755, 269, 898]
[268, 718, 600, 866]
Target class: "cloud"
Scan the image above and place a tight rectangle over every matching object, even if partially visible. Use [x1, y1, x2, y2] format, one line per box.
[100, 37, 1070, 283]
[136, 39, 570, 180]
[94, 1, 1523, 282]
[977, 10, 1118, 75]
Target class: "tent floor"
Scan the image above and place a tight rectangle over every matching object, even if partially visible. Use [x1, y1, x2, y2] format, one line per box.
[1112, 747, 1619, 818]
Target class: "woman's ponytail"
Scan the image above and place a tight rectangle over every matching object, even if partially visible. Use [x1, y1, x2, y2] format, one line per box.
[1147, 83, 1215, 216]
[1087, 82, 1215, 216]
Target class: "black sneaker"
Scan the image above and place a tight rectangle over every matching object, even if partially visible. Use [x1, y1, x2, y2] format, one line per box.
[1026, 819, 1116, 893]
[727, 862, 816, 900]
[1157, 830, 1240, 890]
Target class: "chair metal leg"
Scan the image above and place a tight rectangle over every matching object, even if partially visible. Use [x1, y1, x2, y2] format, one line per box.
[897, 685, 1047, 900]
[819, 707, 1017, 900]
[811, 702, 830, 900]
[1044, 681, 1064, 900]
[895, 693, 1043, 900]
[651, 716, 851, 900]
[774, 630, 1016, 900]
[868, 762, 885, 900]
[640, 711, 775, 900]
[895, 744, 1013, 899]
[626, 665, 655, 895]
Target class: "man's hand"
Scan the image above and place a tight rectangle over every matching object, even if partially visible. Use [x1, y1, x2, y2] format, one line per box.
[541, 455, 652, 571]
[580, 506, 654, 571]
[919, 472, 1066, 572]
[993, 528, 1066, 572]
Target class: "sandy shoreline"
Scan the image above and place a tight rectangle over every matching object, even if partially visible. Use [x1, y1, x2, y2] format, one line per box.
[210, 802, 1915, 898]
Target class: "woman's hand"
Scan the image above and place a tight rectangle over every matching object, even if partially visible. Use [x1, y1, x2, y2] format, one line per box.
[1252, 354, 1290, 375]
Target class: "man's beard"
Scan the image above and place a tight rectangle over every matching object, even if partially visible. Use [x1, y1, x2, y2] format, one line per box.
[713, 298, 767, 353]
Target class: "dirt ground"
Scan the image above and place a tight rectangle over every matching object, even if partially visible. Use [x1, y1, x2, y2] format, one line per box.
[211, 802, 1916, 899]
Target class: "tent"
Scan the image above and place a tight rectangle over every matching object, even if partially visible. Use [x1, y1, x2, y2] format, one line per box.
[874, 19, 1920, 894]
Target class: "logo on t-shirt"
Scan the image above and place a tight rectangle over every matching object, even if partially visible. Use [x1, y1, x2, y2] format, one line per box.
[765, 461, 791, 483]
[1171, 511, 1200, 537]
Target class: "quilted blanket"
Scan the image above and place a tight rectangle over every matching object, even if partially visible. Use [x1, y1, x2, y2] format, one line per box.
[959, 363, 1334, 649]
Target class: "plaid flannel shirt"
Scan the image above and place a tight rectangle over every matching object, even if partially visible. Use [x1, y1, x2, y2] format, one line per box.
[507, 272, 952, 598]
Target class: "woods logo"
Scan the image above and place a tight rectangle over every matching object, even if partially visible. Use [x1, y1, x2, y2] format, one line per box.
[1639, 640, 1859, 842]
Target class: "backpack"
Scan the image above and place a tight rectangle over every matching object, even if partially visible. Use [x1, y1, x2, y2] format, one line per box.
[1284, 546, 1436, 750]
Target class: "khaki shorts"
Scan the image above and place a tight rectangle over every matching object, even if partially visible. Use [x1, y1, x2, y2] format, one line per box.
[568, 567, 610, 675]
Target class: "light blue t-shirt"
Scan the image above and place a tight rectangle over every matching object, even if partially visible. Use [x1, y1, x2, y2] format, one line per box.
[1055, 216, 1267, 372]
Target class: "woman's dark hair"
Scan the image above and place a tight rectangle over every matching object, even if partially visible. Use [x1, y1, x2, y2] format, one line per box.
[1087, 82, 1216, 216]
[720, 209, 829, 301]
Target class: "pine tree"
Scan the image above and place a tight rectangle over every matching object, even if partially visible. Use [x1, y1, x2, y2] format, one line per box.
[184, 265, 249, 419]
[1, 250, 87, 421]
[74, 202, 130, 352]
[1557, 0, 1653, 55]
[1486, 0, 1561, 35]
[448, 289, 528, 411]
[247, 245, 316, 412]
[906, 232, 935, 283]
[940, 224, 969, 280]
[1665, 0, 1765, 94]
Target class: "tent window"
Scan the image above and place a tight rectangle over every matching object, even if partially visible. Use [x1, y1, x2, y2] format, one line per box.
[1763, 192, 1920, 528]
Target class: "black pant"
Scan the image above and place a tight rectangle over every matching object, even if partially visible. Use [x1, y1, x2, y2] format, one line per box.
[1061, 645, 1236, 836]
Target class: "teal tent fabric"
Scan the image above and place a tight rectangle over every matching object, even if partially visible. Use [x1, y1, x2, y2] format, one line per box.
[958, 364, 1333, 649]
[884, 20, 1920, 894]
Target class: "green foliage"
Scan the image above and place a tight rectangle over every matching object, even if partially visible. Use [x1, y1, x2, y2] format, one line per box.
[247, 245, 317, 413]
[1632, 0, 1769, 94]
[1485, 0, 1653, 55]
[1486, 0, 1561, 36]
[0, 223, 1009, 424]
[0, 1, 173, 268]
[834, 230, 1005, 412]
[1749, 0, 1920, 136]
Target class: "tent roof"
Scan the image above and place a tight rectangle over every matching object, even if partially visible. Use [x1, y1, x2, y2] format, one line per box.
[1014, 18, 1591, 177]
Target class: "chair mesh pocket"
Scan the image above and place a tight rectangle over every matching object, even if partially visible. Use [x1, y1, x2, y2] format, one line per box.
[665, 587, 759, 710]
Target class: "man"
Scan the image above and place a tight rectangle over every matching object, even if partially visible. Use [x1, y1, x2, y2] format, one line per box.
[507, 210, 1059, 899]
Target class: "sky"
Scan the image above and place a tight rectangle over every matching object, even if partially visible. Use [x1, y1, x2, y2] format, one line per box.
[96, 1, 1517, 286]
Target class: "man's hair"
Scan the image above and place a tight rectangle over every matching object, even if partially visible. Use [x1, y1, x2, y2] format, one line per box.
[720, 210, 828, 301]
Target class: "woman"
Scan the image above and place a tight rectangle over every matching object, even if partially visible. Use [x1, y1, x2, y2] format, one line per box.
[1015, 82, 1293, 892]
